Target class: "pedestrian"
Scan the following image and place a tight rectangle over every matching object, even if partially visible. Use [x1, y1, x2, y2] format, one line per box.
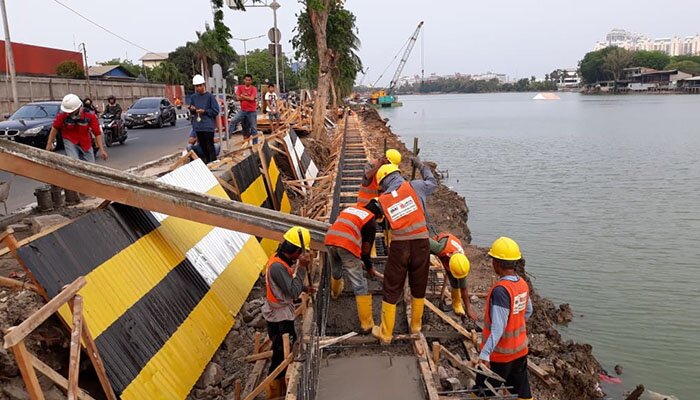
[371, 156, 436, 344]
[231, 74, 259, 144]
[430, 232, 476, 320]
[265, 83, 280, 133]
[188, 74, 220, 164]
[46, 93, 108, 162]
[473, 236, 533, 400]
[324, 199, 384, 333]
[357, 148, 401, 207]
[262, 227, 314, 398]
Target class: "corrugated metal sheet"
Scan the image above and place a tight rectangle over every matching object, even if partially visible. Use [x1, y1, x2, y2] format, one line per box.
[16, 159, 268, 399]
[285, 129, 319, 187]
[0, 40, 83, 76]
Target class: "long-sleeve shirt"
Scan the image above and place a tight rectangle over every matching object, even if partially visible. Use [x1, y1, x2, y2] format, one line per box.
[262, 253, 307, 322]
[381, 163, 437, 210]
[479, 275, 533, 362]
[188, 92, 220, 132]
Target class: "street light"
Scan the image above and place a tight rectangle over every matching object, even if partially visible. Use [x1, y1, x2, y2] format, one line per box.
[232, 34, 265, 74]
[227, 0, 282, 90]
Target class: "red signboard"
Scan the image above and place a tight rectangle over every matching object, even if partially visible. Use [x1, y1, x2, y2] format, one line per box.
[0, 40, 83, 76]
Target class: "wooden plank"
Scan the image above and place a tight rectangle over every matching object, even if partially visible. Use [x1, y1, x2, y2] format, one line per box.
[244, 350, 273, 362]
[78, 317, 117, 400]
[424, 299, 471, 339]
[404, 286, 440, 400]
[1, 231, 48, 299]
[243, 359, 266, 396]
[0, 276, 40, 292]
[318, 332, 358, 349]
[282, 333, 290, 359]
[234, 379, 242, 400]
[67, 295, 84, 400]
[438, 344, 475, 379]
[29, 354, 95, 400]
[253, 332, 262, 354]
[527, 359, 556, 387]
[243, 353, 294, 400]
[10, 341, 45, 400]
[3, 276, 87, 348]
[432, 341, 441, 365]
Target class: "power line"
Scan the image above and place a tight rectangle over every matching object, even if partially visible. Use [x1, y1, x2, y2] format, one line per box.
[52, 0, 155, 54]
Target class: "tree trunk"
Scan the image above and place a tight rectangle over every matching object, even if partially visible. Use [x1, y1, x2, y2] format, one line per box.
[309, 0, 332, 140]
[330, 76, 338, 119]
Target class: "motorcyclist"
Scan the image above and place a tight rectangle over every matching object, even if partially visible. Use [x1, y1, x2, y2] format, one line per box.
[82, 97, 100, 116]
[104, 95, 122, 118]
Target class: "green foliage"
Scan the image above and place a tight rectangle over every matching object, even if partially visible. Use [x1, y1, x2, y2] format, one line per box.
[149, 61, 185, 85]
[56, 60, 85, 79]
[666, 60, 700, 75]
[579, 47, 617, 84]
[232, 49, 299, 91]
[602, 47, 634, 82]
[396, 77, 557, 94]
[98, 58, 143, 77]
[631, 51, 670, 70]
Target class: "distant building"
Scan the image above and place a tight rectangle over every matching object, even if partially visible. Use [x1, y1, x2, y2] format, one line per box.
[0, 40, 83, 77]
[471, 72, 507, 83]
[88, 65, 137, 81]
[139, 52, 169, 68]
[594, 29, 700, 56]
[557, 69, 581, 89]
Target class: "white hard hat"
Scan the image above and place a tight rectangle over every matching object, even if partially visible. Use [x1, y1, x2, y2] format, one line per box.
[192, 74, 206, 85]
[61, 93, 82, 113]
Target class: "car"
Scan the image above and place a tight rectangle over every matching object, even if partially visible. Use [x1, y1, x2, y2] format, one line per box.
[124, 97, 177, 129]
[0, 101, 63, 150]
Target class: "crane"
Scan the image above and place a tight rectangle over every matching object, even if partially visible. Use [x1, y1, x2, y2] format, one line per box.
[371, 21, 424, 107]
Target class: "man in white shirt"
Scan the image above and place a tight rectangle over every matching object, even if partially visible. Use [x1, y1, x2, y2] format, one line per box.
[264, 83, 280, 133]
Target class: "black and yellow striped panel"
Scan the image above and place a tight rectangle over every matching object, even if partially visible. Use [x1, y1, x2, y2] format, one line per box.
[16, 160, 268, 399]
[261, 141, 292, 214]
[231, 153, 274, 210]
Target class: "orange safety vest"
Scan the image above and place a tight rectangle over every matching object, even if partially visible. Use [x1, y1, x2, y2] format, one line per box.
[435, 233, 464, 257]
[357, 175, 379, 207]
[378, 182, 428, 241]
[265, 254, 294, 304]
[324, 206, 374, 258]
[481, 277, 530, 363]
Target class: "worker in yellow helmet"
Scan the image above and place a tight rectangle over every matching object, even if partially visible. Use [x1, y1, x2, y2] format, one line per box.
[473, 236, 533, 400]
[429, 232, 476, 320]
[356, 148, 402, 207]
[262, 227, 314, 398]
[372, 155, 436, 344]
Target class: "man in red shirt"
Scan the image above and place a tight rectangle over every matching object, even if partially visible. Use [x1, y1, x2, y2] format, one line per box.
[231, 74, 259, 144]
[46, 93, 108, 162]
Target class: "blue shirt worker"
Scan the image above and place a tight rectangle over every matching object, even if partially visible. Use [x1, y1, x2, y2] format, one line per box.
[188, 74, 220, 164]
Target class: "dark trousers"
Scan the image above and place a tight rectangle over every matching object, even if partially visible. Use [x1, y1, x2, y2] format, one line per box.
[195, 131, 216, 164]
[267, 320, 297, 378]
[382, 239, 430, 304]
[473, 354, 532, 399]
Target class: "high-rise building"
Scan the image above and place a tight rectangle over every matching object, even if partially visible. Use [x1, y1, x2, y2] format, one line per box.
[593, 29, 700, 56]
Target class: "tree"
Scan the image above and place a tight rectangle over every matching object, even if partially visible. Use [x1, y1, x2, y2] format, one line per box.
[150, 61, 185, 85]
[666, 60, 700, 75]
[579, 47, 616, 84]
[232, 49, 298, 91]
[603, 47, 634, 82]
[56, 60, 85, 79]
[631, 50, 670, 70]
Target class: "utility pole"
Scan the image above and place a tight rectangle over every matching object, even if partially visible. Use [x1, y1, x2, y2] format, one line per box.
[232, 34, 265, 74]
[78, 43, 91, 97]
[270, 0, 280, 90]
[0, 0, 18, 109]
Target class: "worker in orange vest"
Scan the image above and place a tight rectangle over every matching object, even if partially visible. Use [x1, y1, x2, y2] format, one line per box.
[474, 236, 533, 400]
[357, 148, 402, 207]
[324, 199, 384, 333]
[371, 157, 436, 344]
[261, 227, 314, 398]
[430, 232, 476, 320]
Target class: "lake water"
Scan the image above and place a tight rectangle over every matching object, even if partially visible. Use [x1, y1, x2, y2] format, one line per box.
[379, 93, 700, 399]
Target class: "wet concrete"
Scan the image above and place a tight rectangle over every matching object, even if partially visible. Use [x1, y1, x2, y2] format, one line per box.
[317, 355, 425, 400]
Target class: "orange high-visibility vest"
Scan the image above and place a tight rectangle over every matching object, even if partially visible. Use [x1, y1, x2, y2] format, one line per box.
[481, 277, 530, 363]
[357, 175, 379, 207]
[378, 182, 428, 241]
[435, 233, 464, 257]
[265, 255, 294, 304]
[324, 206, 375, 258]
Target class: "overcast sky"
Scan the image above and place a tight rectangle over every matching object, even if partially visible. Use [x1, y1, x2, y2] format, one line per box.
[4, 0, 700, 84]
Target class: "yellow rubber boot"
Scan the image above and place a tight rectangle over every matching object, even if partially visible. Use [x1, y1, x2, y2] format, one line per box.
[410, 298, 425, 334]
[451, 289, 465, 316]
[371, 301, 396, 344]
[355, 294, 375, 333]
[331, 277, 344, 299]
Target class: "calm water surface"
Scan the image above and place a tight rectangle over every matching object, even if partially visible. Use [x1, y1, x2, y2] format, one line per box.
[380, 93, 700, 399]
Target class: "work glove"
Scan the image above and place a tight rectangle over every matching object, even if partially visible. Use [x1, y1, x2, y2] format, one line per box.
[410, 155, 423, 168]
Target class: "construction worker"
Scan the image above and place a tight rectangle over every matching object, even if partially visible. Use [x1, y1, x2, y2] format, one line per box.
[473, 237, 533, 400]
[430, 233, 477, 320]
[324, 199, 384, 333]
[261, 227, 313, 398]
[371, 156, 436, 344]
[357, 148, 402, 207]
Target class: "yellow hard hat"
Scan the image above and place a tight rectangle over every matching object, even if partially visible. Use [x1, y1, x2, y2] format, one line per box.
[385, 149, 402, 165]
[449, 253, 470, 279]
[283, 226, 311, 251]
[376, 163, 400, 184]
[488, 237, 522, 261]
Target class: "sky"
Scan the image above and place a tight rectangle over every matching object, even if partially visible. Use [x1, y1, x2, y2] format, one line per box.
[4, 0, 700, 85]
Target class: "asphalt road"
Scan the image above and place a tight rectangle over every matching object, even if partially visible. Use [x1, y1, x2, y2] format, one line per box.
[0, 118, 195, 214]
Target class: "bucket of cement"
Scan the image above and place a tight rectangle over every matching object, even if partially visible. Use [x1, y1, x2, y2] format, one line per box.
[50, 185, 65, 208]
[34, 186, 53, 211]
[64, 190, 81, 205]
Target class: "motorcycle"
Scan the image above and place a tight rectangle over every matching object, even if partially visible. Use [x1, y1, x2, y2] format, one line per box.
[100, 112, 127, 147]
